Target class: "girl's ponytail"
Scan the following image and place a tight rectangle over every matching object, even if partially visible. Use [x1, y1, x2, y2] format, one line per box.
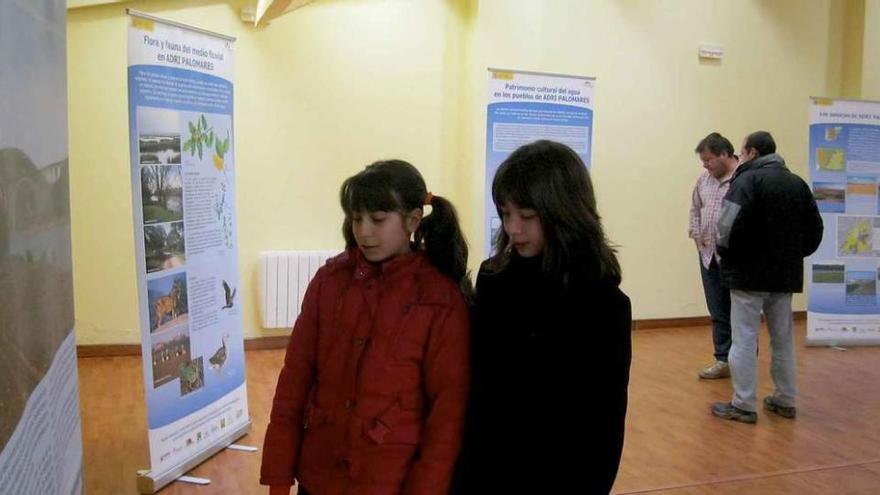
[416, 194, 474, 301]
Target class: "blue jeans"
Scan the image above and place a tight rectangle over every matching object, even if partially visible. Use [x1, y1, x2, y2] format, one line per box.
[700, 256, 732, 362]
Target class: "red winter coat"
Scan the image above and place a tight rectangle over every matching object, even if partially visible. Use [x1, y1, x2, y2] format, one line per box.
[260, 248, 470, 495]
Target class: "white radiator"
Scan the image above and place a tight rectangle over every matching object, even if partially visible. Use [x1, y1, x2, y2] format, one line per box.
[258, 250, 340, 329]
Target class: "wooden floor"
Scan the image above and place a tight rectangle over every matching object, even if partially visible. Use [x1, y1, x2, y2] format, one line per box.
[78, 322, 880, 494]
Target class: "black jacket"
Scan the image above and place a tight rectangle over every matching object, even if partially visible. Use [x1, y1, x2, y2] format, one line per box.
[716, 153, 823, 293]
[451, 254, 632, 494]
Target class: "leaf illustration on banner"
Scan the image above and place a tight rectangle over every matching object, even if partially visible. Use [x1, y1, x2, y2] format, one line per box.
[182, 114, 213, 161]
[212, 130, 230, 171]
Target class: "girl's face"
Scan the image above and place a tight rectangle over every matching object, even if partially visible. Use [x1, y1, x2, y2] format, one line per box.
[500, 201, 545, 258]
[351, 209, 421, 263]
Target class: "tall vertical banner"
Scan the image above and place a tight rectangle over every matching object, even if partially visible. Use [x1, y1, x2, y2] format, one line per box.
[808, 97, 880, 346]
[127, 11, 251, 492]
[485, 69, 594, 253]
[0, 1, 82, 494]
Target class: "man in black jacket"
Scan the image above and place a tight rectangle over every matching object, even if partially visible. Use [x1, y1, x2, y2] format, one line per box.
[711, 131, 823, 423]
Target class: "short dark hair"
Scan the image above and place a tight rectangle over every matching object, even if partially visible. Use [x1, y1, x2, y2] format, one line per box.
[695, 132, 734, 157]
[744, 130, 776, 157]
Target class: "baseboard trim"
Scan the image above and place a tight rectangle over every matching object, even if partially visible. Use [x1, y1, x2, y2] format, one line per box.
[76, 335, 293, 358]
[243, 335, 290, 351]
[633, 311, 806, 330]
[77, 344, 142, 358]
[633, 316, 710, 330]
[76, 311, 808, 357]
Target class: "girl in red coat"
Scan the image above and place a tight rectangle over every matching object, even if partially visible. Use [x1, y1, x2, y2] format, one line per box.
[261, 160, 472, 495]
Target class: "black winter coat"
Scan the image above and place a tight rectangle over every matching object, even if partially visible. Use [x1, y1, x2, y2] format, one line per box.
[451, 254, 632, 494]
[716, 153, 823, 293]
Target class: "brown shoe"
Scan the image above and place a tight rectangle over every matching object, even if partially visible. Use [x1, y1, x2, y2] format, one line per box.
[699, 360, 730, 379]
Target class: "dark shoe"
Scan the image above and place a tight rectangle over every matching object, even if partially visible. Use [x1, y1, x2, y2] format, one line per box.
[763, 396, 796, 418]
[711, 402, 757, 423]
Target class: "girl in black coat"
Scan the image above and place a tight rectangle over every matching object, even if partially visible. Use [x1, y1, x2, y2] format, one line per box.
[452, 140, 632, 494]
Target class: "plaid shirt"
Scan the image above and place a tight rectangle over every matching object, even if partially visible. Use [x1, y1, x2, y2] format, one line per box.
[689, 170, 734, 269]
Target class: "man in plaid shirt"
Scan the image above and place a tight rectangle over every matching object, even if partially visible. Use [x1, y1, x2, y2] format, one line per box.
[689, 133, 739, 379]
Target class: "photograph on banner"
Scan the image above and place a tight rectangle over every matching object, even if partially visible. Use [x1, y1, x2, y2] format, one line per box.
[148, 271, 189, 332]
[484, 69, 594, 253]
[845, 176, 877, 214]
[144, 221, 186, 273]
[813, 182, 845, 213]
[179, 357, 205, 397]
[845, 270, 877, 306]
[811, 263, 845, 283]
[150, 325, 192, 388]
[141, 164, 184, 224]
[138, 106, 182, 165]
[809, 260, 847, 314]
[808, 98, 880, 344]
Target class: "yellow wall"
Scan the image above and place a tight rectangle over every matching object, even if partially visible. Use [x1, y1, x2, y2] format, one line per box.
[842, 0, 866, 97]
[863, 0, 880, 99]
[69, 0, 470, 344]
[69, 0, 857, 344]
[466, 0, 835, 318]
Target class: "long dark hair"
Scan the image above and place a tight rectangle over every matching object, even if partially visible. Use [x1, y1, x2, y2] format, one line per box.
[488, 140, 621, 290]
[340, 160, 473, 298]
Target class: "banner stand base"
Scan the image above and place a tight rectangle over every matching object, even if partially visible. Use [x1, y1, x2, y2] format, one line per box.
[177, 475, 210, 485]
[227, 444, 258, 452]
[805, 338, 880, 347]
[136, 419, 252, 494]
